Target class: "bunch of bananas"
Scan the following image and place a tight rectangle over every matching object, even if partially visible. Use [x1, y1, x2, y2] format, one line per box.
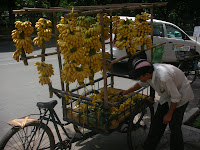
[63, 47, 86, 64]
[58, 13, 109, 87]
[82, 23, 102, 51]
[12, 21, 34, 62]
[79, 16, 104, 84]
[134, 12, 152, 50]
[57, 27, 83, 50]
[96, 13, 110, 40]
[33, 18, 52, 47]
[57, 15, 91, 86]
[110, 107, 119, 115]
[77, 16, 96, 30]
[85, 51, 102, 72]
[61, 62, 90, 86]
[112, 16, 120, 34]
[115, 12, 152, 55]
[57, 17, 84, 61]
[35, 62, 54, 85]
[115, 18, 138, 54]
[14, 21, 34, 36]
[118, 98, 134, 112]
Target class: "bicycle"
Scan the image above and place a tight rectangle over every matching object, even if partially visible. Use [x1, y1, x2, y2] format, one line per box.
[178, 54, 200, 84]
[0, 100, 74, 150]
[0, 85, 154, 150]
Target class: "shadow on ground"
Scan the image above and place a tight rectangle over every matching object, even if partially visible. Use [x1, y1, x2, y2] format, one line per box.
[0, 35, 57, 53]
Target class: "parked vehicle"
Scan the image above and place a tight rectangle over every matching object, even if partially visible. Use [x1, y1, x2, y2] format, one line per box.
[106, 16, 200, 64]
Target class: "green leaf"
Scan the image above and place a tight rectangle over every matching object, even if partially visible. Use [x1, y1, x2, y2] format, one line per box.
[94, 145, 100, 149]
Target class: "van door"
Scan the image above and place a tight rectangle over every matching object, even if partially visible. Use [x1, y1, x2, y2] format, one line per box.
[164, 24, 194, 63]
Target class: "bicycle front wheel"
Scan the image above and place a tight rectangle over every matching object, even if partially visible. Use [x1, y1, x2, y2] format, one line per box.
[178, 61, 197, 84]
[0, 121, 55, 150]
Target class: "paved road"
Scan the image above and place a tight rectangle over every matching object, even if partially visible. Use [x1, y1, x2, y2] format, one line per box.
[0, 38, 200, 150]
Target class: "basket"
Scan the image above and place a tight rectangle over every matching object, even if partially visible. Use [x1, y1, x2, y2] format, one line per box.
[62, 76, 151, 132]
[174, 44, 195, 61]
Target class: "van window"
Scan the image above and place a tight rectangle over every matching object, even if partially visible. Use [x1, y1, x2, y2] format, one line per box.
[166, 24, 184, 39]
[153, 23, 164, 37]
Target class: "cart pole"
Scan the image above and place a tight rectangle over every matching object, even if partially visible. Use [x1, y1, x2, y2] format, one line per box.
[53, 12, 64, 91]
[53, 12, 66, 118]
[150, 7, 154, 62]
[150, 7, 156, 100]
[109, 11, 114, 88]
[99, 11, 108, 107]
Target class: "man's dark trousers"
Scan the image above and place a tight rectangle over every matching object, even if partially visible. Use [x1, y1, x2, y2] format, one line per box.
[143, 102, 188, 150]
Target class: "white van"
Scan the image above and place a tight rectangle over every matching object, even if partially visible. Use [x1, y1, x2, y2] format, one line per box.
[106, 16, 200, 64]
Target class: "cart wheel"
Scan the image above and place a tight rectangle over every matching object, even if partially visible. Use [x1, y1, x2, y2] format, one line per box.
[127, 100, 154, 150]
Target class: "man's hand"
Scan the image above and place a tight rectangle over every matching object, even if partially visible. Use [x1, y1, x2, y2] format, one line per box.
[163, 102, 177, 124]
[147, 97, 154, 103]
[163, 112, 172, 124]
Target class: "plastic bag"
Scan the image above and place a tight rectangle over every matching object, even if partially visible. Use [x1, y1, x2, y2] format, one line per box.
[152, 45, 164, 63]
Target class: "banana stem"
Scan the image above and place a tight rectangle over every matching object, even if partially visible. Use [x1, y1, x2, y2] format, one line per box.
[48, 82, 53, 98]
[41, 43, 46, 62]
[21, 48, 28, 66]
[66, 82, 69, 91]
[141, 44, 144, 51]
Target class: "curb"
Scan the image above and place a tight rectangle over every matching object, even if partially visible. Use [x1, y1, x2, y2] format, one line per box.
[182, 107, 200, 148]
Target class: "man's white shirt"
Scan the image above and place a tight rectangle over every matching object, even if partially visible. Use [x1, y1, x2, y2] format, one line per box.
[138, 63, 194, 107]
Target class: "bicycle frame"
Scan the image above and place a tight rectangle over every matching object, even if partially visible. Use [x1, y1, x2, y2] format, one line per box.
[37, 107, 72, 147]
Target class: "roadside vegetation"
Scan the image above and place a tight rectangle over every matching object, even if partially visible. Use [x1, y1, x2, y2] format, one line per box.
[0, 0, 200, 35]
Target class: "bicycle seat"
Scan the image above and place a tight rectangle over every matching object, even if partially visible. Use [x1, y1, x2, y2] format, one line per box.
[37, 100, 57, 109]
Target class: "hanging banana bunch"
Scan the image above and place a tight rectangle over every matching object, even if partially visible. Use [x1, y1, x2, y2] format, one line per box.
[115, 12, 152, 55]
[34, 61, 54, 98]
[61, 62, 91, 87]
[112, 16, 120, 34]
[12, 21, 34, 65]
[134, 12, 152, 50]
[33, 18, 52, 47]
[77, 16, 96, 30]
[33, 18, 52, 62]
[35, 62, 54, 85]
[57, 15, 84, 63]
[115, 18, 138, 54]
[57, 11, 91, 87]
[80, 16, 106, 85]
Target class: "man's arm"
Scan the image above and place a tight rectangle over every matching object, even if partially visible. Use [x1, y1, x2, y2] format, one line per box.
[121, 83, 142, 95]
[163, 102, 177, 124]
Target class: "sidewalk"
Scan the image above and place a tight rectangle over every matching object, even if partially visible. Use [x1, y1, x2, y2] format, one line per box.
[154, 79, 200, 150]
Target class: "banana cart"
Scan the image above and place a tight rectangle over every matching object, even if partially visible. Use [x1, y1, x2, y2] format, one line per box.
[9, 2, 167, 150]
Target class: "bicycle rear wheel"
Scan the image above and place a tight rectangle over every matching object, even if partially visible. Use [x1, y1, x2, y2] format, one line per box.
[178, 61, 197, 84]
[0, 121, 55, 150]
